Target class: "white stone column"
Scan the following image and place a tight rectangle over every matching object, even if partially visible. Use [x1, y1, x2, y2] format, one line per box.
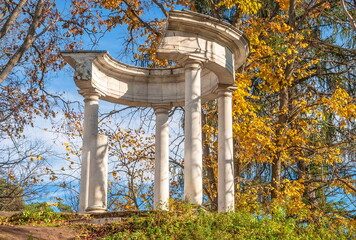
[184, 60, 203, 205]
[153, 105, 170, 210]
[217, 86, 235, 212]
[79, 92, 99, 213]
[86, 135, 108, 213]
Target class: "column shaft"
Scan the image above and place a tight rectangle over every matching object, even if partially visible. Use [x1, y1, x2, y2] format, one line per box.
[184, 61, 203, 205]
[218, 89, 234, 212]
[87, 135, 108, 213]
[154, 106, 170, 210]
[79, 93, 99, 213]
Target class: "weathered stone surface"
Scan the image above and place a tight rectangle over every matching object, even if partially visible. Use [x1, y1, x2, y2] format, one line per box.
[157, 10, 249, 85]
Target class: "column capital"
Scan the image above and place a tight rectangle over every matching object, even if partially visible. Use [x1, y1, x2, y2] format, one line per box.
[216, 84, 237, 97]
[78, 88, 103, 101]
[182, 56, 206, 69]
[152, 104, 171, 115]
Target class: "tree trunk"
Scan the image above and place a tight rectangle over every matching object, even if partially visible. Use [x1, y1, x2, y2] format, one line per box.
[202, 110, 218, 210]
[271, 158, 282, 199]
[0, 0, 28, 39]
[0, 0, 44, 84]
[271, 85, 288, 199]
[271, 0, 297, 198]
[234, 140, 241, 195]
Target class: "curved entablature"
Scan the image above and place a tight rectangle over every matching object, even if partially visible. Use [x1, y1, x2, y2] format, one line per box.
[61, 10, 249, 107]
[61, 50, 219, 107]
[157, 10, 249, 85]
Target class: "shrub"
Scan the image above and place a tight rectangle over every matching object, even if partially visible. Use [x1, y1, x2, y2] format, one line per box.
[7, 202, 72, 224]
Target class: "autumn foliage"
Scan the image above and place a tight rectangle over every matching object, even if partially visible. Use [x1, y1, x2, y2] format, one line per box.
[199, 0, 355, 221]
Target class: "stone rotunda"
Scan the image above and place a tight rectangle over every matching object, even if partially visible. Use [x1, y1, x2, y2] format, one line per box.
[61, 10, 249, 214]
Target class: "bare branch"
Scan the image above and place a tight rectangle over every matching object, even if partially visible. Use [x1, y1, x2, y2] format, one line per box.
[341, 0, 356, 31]
[0, 0, 28, 39]
[152, 0, 167, 17]
[0, 0, 44, 84]
[122, 0, 160, 36]
[296, 0, 329, 23]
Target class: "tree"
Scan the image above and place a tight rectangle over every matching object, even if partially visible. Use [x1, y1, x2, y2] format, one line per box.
[194, 0, 355, 218]
[0, 137, 58, 209]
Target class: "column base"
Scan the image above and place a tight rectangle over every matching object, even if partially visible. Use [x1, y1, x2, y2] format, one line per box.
[184, 195, 202, 205]
[85, 206, 107, 214]
[154, 201, 169, 211]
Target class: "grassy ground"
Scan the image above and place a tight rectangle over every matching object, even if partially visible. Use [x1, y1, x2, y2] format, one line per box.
[0, 207, 355, 239]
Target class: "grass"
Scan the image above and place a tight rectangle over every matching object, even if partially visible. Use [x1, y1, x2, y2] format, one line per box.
[1, 203, 354, 239]
[1, 203, 82, 226]
[98, 210, 354, 240]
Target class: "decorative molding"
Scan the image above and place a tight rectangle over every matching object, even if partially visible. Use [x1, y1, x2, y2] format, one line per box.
[74, 60, 93, 81]
[78, 88, 105, 100]
[152, 104, 171, 114]
[216, 84, 236, 97]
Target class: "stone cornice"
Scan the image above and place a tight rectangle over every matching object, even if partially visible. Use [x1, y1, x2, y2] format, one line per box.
[163, 10, 249, 69]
